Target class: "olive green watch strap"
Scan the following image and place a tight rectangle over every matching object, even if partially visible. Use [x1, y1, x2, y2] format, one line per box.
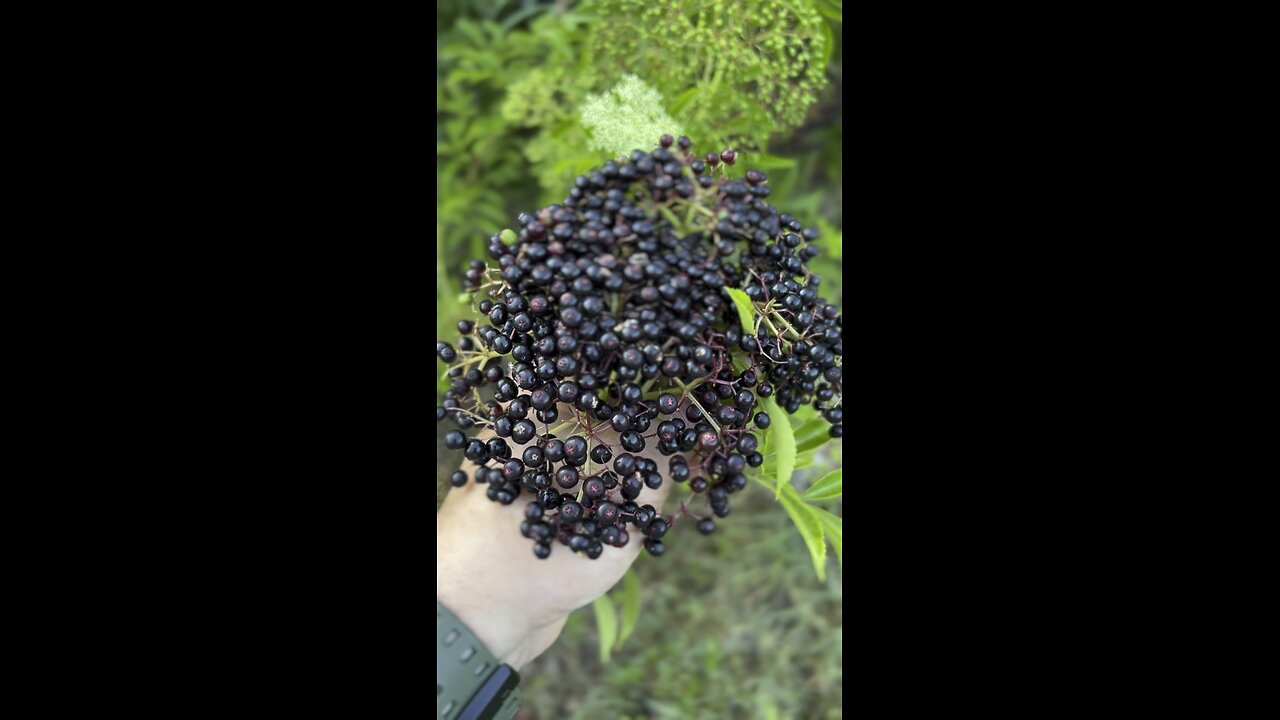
[437, 601, 521, 720]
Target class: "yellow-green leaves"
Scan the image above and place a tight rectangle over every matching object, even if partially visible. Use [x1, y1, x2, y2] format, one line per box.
[724, 287, 756, 335]
[813, 506, 842, 569]
[750, 467, 843, 582]
[617, 569, 641, 648]
[779, 484, 826, 581]
[592, 594, 618, 663]
[750, 153, 797, 170]
[752, 400, 841, 581]
[760, 395, 795, 497]
[594, 568, 643, 662]
[803, 469, 841, 501]
[793, 411, 832, 453]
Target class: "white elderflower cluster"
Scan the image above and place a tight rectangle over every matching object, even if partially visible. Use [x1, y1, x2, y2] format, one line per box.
[580, 75, 683, 157]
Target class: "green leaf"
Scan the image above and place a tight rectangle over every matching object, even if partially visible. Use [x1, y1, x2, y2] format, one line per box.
[761, 448, 815, 477]
[456, 292, 471, 304]
[749, 153, 797, 170]
[500, 228, 517, 245]
[592, 595, 618, 663]
[803, 469, 841, 501]
[668, 86, 699, 117]
[723, 287, 756, 335]
[761, 396, 795, 497]
[779, 484, 826, 581]
[500, 3, 546, 32]
[813, 506, 842, 569]
[815, 0, 843, 22]
[794, 414, 832, 453]
[817, 219, 842, 260]
[819, 16, 835, 69]
[617, 569, 641, 649]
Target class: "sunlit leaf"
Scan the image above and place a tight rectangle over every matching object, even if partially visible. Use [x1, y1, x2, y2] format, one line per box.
[749, 153, 796, 170]
[724, 287, 756, 335]
[617, 569, 641, 649]
[761, 396, 794, 497]
[813, 506, 842, 569]
[592, 595, 618, 663]
[779, 484, 826, 581]
[803, 469, 841, 501]
[795, 413, 832, 452]
[815, 0, 843, 22]
[668, 86, 699, 116]
[820, 16, 834, 69]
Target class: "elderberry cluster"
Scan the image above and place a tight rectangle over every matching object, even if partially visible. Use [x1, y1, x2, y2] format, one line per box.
[437, 135, 843, 560]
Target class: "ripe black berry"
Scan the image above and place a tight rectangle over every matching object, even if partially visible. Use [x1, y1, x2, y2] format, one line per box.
[620, 431, 645, 452]
[564, 436, 588, 460]
[530, 389, 554, 411]
[657, 393, 679, 414]
[522, 446, 545, 467]
[590, 444, 613, 464]
[596, 501, 620, 524]
[584, 477, 606, 499]
[556, 466, 579, 488]
[633, 505, 655, 527]
[614, 453, 636, 475]
[511, 420, 536, 444]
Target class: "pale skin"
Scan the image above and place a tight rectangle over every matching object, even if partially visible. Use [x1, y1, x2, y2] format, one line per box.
[437, 405, 674, 669]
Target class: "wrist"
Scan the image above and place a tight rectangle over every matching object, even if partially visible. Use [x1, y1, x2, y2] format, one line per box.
[437, 499, 569, 669]
[436, 586, 566, 670]
[437, 600, 523, 719]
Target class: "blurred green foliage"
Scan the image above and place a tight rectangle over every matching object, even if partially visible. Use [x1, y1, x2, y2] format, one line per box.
[437, 1, 842, 716]
[525, 486, 843, 719]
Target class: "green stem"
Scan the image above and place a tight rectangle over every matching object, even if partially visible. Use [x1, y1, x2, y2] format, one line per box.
[770, 311, 801, 340]
[674, 379, 720, 433]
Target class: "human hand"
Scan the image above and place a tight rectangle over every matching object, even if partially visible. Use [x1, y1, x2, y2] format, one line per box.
[436, 406, 673, 669]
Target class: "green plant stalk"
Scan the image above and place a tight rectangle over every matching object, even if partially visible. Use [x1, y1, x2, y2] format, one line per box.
[674, 379, 720, 433]
[769, 311, 801, 340]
